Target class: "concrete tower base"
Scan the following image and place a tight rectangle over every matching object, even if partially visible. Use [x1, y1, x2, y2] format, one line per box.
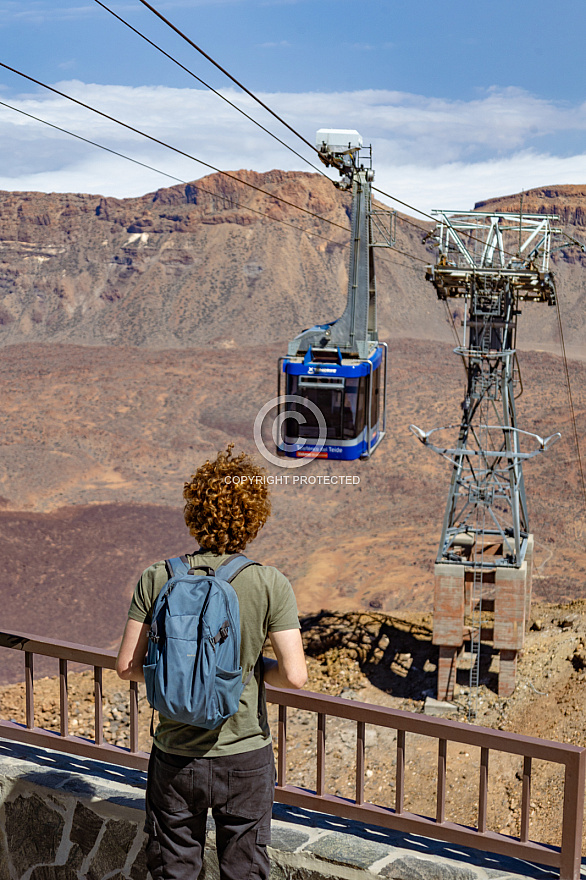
[432, 536, 534, 701]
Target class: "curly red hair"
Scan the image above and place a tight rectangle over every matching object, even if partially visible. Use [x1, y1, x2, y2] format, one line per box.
[183, 445, 271, 553]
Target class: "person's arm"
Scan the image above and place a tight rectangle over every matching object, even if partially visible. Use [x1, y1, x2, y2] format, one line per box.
[116, 618, 150, 682]
[263, 628, 307, 689]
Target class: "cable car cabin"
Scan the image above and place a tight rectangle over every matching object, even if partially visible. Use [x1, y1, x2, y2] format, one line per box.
[278, 344, 387, 460]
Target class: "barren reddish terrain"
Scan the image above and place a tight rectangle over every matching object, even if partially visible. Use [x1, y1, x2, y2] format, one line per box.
[0, 172, 584, 686]
[0, 338, 583, 685]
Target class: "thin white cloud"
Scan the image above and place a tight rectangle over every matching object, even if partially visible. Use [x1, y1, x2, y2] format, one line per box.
[0, 3, 95, 25]
[0, 81, 585, 214]
[343, 42, 394, 51]
[374, 152, 586, 217]
[0, 0, 250, 24]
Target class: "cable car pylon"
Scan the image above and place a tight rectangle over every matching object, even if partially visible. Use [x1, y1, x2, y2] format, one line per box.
[278, 129, 395, 461]
[410, 208, 563, 709]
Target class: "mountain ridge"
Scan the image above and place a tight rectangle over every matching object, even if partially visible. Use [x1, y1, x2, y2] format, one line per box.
[0, 173, 584, 354]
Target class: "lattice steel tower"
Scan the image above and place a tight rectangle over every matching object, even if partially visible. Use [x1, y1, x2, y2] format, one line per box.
[411, 209, 561, 707]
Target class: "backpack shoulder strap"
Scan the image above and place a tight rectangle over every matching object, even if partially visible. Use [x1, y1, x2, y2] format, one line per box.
[216, 553, 260, 584]
[165, 556, 191, 579]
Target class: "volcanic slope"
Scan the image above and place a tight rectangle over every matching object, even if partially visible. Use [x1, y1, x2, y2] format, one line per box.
[0, 173, 584, 675]
[0, 170, 440, 350]
[0, 173, 584, 353]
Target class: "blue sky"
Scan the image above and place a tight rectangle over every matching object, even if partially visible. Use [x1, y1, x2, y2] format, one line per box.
[1, 0, 586, 213]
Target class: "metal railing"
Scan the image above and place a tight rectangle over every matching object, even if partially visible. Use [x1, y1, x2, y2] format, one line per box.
[0, 629, 584, 880]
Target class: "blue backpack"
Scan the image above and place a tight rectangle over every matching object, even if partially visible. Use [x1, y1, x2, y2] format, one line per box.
[144, 553, 259, 730]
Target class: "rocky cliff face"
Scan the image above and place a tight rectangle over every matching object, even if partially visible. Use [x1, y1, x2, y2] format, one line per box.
[0, 171, 586, 353]
[475, 184, 586, 229]
[0, 170, 444, 350]
[3, 172, 584, 355]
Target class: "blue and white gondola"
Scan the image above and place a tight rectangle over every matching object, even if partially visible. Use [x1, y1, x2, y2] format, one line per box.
[278, 343, 387, 461]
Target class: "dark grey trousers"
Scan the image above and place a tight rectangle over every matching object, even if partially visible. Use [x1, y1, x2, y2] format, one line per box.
[145, 743, 275, 880]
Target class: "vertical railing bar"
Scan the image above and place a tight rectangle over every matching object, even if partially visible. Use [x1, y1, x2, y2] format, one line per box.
[129, 681, 139, 753]
[94, 666, 103, 746]
[559, 752, 586, 880]
[520, 756, 531, 843]
[396, 729, 405, 815]
[478, 747, 489, 833]
[436, 738, 447, 824]
[4, 641, 586, 880]
[356, 720, 365, 806]
[277, 705, 287, 787]
[316, 713, 326, 797]
[25, 652, 34, 729]
[59, 658, 68, 737]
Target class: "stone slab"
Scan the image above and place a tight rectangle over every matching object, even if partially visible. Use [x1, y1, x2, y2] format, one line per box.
[1, 739, 585, 880]
[304, 830, 392, 869]
[423, 698, 460, 716]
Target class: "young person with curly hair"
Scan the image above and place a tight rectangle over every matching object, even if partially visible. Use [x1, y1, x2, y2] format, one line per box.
[116, 445, 307, 880]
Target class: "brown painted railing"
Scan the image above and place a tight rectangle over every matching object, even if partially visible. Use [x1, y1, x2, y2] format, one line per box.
[0, 629, 584, 880]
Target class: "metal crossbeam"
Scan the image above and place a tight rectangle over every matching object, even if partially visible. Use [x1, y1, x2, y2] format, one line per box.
[426, 210, 559, 305]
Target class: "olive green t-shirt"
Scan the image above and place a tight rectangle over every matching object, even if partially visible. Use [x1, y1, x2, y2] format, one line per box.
[127, 551, 300, 757]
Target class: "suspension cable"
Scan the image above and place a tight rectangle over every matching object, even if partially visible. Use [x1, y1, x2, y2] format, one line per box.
[0, 100, 183, 185]
[93, 0, 330, 181]
[85, 2, 586, 276]
[97, 0, 469, 259]
[131, 0, 478, 258]
[0, 99, 346, 247]
[0, 62, 350, 234]
[136, 0, 318, 155]
[105, 0, 571, 269]
[554, 294, 586, 514]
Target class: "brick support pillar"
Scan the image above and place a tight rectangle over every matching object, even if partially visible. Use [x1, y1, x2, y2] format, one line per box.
[524, 534, 534, 627]
[437, 646, 459, 701]
[498, 649, 518, 697]
[494, 563, 527, 651]
[494, 562, 527, 697]
[433, 564, 465, 701]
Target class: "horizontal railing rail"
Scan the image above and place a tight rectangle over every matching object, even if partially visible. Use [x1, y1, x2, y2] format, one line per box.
[0, 629, 584, 880]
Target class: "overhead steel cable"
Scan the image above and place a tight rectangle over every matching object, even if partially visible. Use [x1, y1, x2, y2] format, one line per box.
[376, 183, 586, 265]
[0, 99, 184, 185]
[98, 0, 452, 254]
[373, 185, 437, 224]
[0, 98, 346, 247]
[93, 0, 330, 181]
[0, 62, 351, 234]
[380, 245, 429, 265]
[112, 0, 470, 257]
[554, 295, 586, 515]
[135, 0, 318, 155]
[96, 1, 458, 264]
[109, 0, 586, 273]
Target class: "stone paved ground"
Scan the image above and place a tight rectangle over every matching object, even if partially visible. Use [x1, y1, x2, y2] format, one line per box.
[1, 740, 585, 880]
